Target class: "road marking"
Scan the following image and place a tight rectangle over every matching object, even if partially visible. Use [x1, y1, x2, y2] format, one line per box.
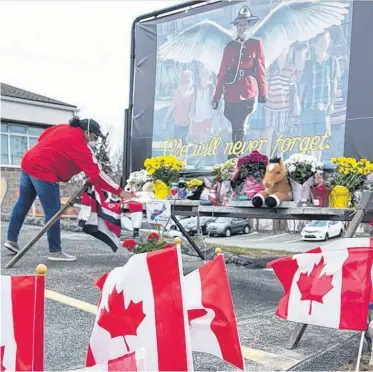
[249, 233, 289, 242]
[45, 289, 98, 315]
[45, 288, 298, 369]
[241, 347, 299, 370]
[283, 237, 302, 244]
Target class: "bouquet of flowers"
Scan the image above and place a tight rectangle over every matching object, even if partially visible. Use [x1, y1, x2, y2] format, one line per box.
[285, 154, 324, 185]
[122, 232, 176, 254]
[330, 157, 373, 194]
[285, 154, 324, 202]
[186, 179, 205, 200]
[186, 179, 203, 189]
[125, 169, 151, 192]
[144, 155, 184, 186]
[211, 158, 237, 205]
[232, 151, 268, 199]
[211, 158, 237, 185]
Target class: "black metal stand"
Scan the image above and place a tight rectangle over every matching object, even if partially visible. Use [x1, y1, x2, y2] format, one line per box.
[285, 191, 373, 349]
[171, 213, 205, 260]
[5, 183, 89, 269]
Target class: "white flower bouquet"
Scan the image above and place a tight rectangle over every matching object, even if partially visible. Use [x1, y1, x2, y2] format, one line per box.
[125, 169, 151, 191]
[285, 154, 323, 185]
[285, 154, 324, 202]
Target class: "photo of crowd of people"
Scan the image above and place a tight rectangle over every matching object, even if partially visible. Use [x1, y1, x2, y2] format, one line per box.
[152, 0, 352, 170]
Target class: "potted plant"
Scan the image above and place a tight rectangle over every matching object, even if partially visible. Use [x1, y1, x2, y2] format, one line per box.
[285, 154, 323, 202]
[231, 151, 268, 200]
[329, 157, 373, 208]
[144, 155, 184, 199]
[122, 232, 176, 254]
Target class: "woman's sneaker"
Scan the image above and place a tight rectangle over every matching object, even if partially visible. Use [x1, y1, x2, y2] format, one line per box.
[48, 252, 76, 262]
[4, 241, 19, 254]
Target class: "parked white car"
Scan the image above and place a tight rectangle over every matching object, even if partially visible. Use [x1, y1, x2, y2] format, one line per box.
[300, 220, 345, 241]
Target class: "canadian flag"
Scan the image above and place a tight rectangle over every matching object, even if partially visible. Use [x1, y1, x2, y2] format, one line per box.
[184, 255, 245, 370]
[78, 352, 138, 371]
[0, 275, 45, 371]
[78, 186, 122, 252]
[268, 247, 373, 331]
[86, 247, 193, 371]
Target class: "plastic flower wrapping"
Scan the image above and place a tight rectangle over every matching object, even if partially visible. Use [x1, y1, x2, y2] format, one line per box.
[285, 153, 324, 185]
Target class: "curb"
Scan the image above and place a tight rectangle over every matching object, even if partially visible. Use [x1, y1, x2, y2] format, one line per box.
[1, 214, 280, 269]
[287, 332, 368, 371]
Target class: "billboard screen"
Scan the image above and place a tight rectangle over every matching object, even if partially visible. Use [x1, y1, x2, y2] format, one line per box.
[129, 0, 373, 175]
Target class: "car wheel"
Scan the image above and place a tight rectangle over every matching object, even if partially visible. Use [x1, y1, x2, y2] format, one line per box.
[339, 229, 344, 237]
[243, 225, 250, 234]
[225, 228, 232, 238]
[202, 226, 207, 235]
[324, 233, 329, 241]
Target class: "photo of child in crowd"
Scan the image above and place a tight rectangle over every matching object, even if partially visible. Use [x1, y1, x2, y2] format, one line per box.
[153, 0, 353, 170]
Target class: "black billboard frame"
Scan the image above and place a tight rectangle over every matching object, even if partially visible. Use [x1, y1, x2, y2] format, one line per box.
[123, 0, 373, 185]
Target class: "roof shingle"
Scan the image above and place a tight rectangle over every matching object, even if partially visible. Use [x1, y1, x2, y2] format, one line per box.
[1, 83, 77, 108]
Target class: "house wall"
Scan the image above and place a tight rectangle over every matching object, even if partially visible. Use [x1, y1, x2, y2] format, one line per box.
[1, 97, 76, 125]
[0, 167, 80, 218]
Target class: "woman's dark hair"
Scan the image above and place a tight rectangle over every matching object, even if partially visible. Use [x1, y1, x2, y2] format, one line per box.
[69, 116, 81, 128]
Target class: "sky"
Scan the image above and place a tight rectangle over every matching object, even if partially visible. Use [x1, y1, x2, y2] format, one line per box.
[0, 0, 183, 155]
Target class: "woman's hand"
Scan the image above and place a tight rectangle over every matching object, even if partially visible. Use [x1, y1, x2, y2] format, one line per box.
[120, 190, 134, 200]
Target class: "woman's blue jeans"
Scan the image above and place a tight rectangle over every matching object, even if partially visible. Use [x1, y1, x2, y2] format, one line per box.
[7, 171, 61, 253]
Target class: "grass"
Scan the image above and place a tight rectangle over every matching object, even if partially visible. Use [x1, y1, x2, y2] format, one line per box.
[205, 244, 301, 259]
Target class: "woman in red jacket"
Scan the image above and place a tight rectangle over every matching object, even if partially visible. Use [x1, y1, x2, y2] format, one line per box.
[4, 117, 130, 262]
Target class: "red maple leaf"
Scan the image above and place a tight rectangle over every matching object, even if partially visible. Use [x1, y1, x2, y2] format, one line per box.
[188, 308, 208, 325]
[297, 257, 334, 315]
[1, 345, 5, 371]
[98, 287, 146, 351]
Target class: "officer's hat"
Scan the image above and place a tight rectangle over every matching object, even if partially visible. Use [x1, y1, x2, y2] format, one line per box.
[232, 5, 259, 26]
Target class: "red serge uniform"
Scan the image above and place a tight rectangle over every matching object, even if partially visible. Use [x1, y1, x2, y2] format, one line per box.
[213, 38, 267, 103]
[21, 124, 123, 195]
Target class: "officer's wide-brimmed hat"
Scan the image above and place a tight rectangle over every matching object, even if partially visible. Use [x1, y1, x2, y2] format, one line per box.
[232, 5, 259, 26]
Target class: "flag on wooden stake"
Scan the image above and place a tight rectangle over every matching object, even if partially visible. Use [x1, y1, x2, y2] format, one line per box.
[86, 247, 193, 371]
[1, 275, 45, 371]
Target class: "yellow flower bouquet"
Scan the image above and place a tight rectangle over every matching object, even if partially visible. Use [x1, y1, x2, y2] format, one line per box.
[329, 157, 373, 207]
[144, 155, 184, 186]
[186, 179, 203, 190]
[331, 157, 373, 193]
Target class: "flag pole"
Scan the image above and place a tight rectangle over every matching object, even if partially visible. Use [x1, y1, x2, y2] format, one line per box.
[35, 264, 47, 372]
[356, 331, 365, 372]
[36, 264, 48, 276]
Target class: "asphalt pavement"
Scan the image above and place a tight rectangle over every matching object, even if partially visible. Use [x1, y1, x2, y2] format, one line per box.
[206, 230, 370, 252]
[0, 222, 363, 371]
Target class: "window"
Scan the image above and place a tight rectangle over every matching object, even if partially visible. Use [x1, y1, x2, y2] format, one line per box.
[1, 122, 45, 166]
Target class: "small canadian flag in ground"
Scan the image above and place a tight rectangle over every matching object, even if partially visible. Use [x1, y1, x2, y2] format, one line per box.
[184, 255, 245, 370]
[87, 246, 193, 371]
[268, 247, 373, 331]
[0, 274, 45, 371]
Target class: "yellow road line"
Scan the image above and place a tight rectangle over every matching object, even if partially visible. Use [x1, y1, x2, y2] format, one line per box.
[45, 289, 299, 370]
[242, 346, 299, 370]
[45, 289, 98, 315]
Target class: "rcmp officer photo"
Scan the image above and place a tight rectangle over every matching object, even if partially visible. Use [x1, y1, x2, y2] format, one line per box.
[212, 5, 267, 146]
